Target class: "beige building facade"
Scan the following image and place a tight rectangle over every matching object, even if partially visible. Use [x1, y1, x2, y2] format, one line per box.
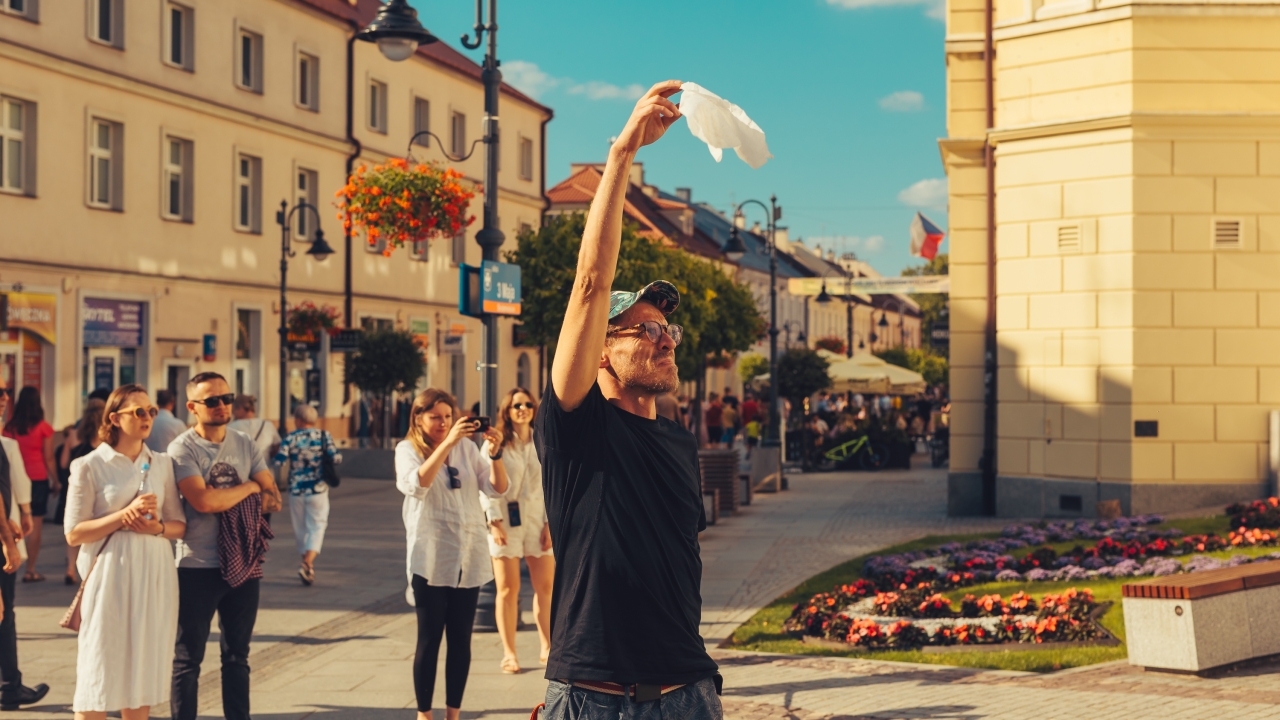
[0, 0, 550, 436]
[944, 0, 1280, 515]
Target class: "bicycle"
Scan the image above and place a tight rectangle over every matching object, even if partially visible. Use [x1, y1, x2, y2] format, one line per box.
[822, 435, 889, 471]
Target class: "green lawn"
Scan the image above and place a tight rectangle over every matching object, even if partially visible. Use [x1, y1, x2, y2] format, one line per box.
[725, 514, 1262, 673]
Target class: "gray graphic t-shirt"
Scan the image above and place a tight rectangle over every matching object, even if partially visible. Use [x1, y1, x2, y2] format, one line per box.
[169, 428, 269, 569]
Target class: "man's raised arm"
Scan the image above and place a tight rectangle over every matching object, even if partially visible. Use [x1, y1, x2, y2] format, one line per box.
[551, 80, 683, 411]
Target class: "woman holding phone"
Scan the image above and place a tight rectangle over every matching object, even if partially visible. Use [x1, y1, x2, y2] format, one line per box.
[64, 384, 186, 719]
[395, 389, 508, 720]
[482, 388, 554, 674]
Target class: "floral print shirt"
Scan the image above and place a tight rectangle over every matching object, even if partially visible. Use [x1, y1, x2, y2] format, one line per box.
[273, 428, 341, 496]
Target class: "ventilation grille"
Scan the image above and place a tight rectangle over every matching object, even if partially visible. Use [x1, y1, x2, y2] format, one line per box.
[1057, 224, 1082, 253]
[1213, 218, 1242, 250]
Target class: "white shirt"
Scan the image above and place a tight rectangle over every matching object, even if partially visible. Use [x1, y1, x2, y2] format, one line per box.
[395, 438, 502, 603]
[480, 436, 546, 527]
[1, 436, 31, 560]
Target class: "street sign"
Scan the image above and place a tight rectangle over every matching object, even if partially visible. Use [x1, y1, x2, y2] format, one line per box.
[202, 333, 217, 362]
[330, 328, 362, 353]
[481, 260, 521, 315]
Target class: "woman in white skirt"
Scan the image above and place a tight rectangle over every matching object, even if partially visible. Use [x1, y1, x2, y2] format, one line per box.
[273, 403, 341, 585]
[482, 387, 554, 674]
[65, 384, 186, 720]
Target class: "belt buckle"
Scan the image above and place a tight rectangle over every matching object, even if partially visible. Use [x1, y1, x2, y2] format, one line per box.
[633, 684, 661, 703]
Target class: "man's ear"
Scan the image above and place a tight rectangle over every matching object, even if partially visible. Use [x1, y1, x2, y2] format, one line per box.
[599, 349, 610, 370]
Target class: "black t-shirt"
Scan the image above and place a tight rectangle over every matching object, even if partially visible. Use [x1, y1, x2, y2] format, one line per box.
[535, 381, 717, 685]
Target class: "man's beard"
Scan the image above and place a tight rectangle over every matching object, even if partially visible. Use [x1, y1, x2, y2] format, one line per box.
[615, 355, 679, 395]
[201, 415, 231, 427]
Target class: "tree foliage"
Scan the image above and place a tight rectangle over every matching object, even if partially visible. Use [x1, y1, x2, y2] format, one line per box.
[776, 347, 831, 402]
[737, 353, 769, 383]
[345, 329, 427, 397]
[875, 346, 950, 387]
[902, 253, 948, 354]
[506, 213, 766, 380]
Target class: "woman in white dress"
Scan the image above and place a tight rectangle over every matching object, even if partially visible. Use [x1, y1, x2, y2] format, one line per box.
[482, 387, 554, 674]
[65, 384, 186, 720]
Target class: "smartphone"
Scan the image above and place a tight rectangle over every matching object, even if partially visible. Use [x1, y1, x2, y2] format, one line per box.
[472, 416, 490, 433]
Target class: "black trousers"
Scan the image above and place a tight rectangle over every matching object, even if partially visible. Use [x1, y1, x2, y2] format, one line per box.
[171, 568, 260, 720]
[412, 575, 480, 712]
[0, 569, 17, 689]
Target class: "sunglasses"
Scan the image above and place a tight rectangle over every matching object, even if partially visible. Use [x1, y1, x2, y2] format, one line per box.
[191, 393, 236, 408]
[445, 465, 461, 490]
[513, 402, 535, 411]
[606, 320, 683, 347]
[116, 406, 159, 419]
[0, 388, 7, 398]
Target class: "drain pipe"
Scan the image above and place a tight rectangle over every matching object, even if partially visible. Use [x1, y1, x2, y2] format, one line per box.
[344, 32, 363, 330]
[980, 0, 998, 516]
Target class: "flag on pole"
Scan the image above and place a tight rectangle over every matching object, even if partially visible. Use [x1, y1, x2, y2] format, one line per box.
[909, 212, 945, 261]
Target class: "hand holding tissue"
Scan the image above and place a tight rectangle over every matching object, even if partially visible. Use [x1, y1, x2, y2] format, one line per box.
[679, 82, 773, 169]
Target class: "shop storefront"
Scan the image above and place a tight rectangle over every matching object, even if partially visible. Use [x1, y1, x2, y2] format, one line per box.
[286, 329, 326, 416]
[81, 297, 149, 399]
[1, 291, 57, 413]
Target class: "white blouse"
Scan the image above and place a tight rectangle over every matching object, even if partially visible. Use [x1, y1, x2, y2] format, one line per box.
[64, 444, 184, 576]
[395, 438, 502, 603]
[480, 437, 546, 528]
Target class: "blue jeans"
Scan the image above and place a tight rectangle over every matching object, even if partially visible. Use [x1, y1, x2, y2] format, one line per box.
[542, 678, 723, 720]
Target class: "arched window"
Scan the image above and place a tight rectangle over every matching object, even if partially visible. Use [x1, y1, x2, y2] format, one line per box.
[517, 352, 531, 390]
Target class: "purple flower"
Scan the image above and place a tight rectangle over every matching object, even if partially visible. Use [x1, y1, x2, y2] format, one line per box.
[995, 569, 1023, 582]
[1081, 556, 1106, 570]
[1228, 554, 1253, 567]
[1184, 555, 1224, 574]
[1026, 568, 1052, 582]
[1141, 557, 1181, 577]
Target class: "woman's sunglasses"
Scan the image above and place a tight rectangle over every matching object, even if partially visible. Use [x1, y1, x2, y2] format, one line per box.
[191, 393, 236, 408]
[512, 402, 535, 411]
[445, 465, 461, 490]
[116, 406, 159, 419]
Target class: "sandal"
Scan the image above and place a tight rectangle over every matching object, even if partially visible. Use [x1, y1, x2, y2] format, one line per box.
[21, 572, 44, 583]
[500, 656, 520, 675]
[298, 565, 314, 586]
[65, 574, 77, 586]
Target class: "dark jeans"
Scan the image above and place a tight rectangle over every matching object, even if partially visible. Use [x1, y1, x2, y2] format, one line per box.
[171, 568, 260, 720]
[542, 679, 724, 720]
[0, 569, 17, 689]
[412, 575, 480, 712]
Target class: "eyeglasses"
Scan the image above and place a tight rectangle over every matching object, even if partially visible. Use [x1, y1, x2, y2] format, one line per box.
[116, 406, 159, 419]
[606, 321, 683, 347]
[0, 388, 8, 398]
[445, 465, 461, 490]
[512, 402, 535, 411]
[191, 394, 236, 408]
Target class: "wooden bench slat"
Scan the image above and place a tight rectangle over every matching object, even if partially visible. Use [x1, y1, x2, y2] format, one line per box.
[1121, 559, 1280, 600]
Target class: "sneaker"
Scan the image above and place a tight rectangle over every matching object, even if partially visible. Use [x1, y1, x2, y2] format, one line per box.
[0, 683, 49, 711]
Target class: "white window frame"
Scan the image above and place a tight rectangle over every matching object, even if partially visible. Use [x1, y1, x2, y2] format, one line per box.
[161, 133, 193, 222]
[412, 96, 430, 146]
[163, 2, 194, 72]
[295, 49, 319, 112]
[294, 165, 318, 240]
[362, 225, 386, 255]
[368, 78, 387, 134]
[234, 151, 262, 233]
[1, 0, 40, 22]
[0, 97, 34, 196]
[87, 115, 123, 211]
[89, 0, 123, 48]
[450, 111, 466, 158]
[519, 135, 534, 181]
[235, 24, 264, 94]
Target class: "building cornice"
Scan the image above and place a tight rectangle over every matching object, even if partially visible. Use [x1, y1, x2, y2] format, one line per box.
[987, 112, 1280, 145]
[989, 1, 1280, 42]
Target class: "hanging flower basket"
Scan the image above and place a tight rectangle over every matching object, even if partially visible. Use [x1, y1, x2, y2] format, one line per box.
[287, 301, 342, 338]
[336, 158, 477, 257]
[706, 352, 734, 369]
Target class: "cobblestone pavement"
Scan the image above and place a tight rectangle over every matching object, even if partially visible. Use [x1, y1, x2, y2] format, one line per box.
[13, 462, 1280, 718]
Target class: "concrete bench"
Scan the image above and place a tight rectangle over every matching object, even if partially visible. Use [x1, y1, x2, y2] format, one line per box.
[1122, 560, 1280, 673]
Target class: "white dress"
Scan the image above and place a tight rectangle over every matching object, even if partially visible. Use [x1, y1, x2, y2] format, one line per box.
[65, 444, 184, 712]
[480, 437, 550, 559]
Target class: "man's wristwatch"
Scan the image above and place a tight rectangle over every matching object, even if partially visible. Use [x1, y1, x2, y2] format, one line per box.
[155, 521, 166, 537]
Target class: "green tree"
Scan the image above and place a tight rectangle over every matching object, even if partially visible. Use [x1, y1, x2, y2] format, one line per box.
[737, 353, 769, 383]
[902, 253, 948, 354]
[775, 347, 831, 404]
[875, 346, 949, 387]
[345, 329, 427, 447]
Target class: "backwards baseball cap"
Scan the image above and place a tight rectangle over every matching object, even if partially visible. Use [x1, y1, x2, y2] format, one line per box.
[608, 280, 680, 321]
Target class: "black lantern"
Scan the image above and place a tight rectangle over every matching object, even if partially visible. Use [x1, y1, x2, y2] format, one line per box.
[355, 0, 439, 61]
[723, 225, 747, 261]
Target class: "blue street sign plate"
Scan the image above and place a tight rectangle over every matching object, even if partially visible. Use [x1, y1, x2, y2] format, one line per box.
[481, 261, 521, 316]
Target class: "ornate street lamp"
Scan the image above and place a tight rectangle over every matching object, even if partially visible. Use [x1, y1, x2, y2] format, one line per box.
[275, 200, 334, 433]
[355, 0, 439, 61]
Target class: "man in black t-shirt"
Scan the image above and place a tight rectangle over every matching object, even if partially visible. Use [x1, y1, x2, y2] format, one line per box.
[534, 80, 722, 719]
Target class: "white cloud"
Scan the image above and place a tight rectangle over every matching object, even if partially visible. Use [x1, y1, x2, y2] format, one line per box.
[827, 0, 944, 20]
[897, 178, 948, 208]
[878, 90, 924, 112]
[805, 235, 886, 254]
[863, 236, 886, 252]
[502, 60, 643, 102]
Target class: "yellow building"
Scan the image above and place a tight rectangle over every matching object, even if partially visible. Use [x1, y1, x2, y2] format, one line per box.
[944, 0, 1280, 515]
[0, 0, 550, 436]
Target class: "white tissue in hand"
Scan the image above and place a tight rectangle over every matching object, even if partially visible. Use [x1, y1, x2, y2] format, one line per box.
[680, 82, 773, 170]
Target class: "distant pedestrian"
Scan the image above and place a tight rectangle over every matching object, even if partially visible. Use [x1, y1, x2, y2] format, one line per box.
[396, 388, 508, 720]
[145, 390, 187, 455]
[273, 404, 340, 586]
[168, 372, 281, 720]
[740, 393, 759, 426]
[3, 387, 56, 583]
[227, 395, 281, 472]
[705, 393, 723, 448]
[655, 392, 680, 424]
[719, 402, 739, 446]
[0, 386, 49, 712]
[56, 400, 106, 585]
[482, 388, 553, 675]
[65, 384, 186, 719]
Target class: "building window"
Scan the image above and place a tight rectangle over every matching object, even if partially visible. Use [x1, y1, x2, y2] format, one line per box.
[2, 0, 39, 22]
[236, 28, 263, 93]
[92, 0, 123, 48]
[410, 239, 428, 261]
[516, 352, 531, 390]
[0, 98, 32, 195]
[519, 136, 533, 181]
[235, 153, 261, 233]
[369, 80, 387, 133]
[296, 52, 318, 111]
[412, 97, 430, 146]
[295, 167, 318, 239]
[162, 136, 192, 222]
[88, 118, 122, 210]
[363, 226, 385, 254]
[165, 3, 193, 70]
[451, 230, 466, 266]
[450, 112, 466, 157]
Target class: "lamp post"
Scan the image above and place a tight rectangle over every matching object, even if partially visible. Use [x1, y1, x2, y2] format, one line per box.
[781, 321, 805, 348]
[356, 0, 505, 421]
[816, 272, 857, 357]
[275, 200, 336, 434]
[879, 296, 910, 348]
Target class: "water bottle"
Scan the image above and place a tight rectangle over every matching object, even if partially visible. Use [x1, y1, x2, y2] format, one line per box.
[139, 462, 154, 521]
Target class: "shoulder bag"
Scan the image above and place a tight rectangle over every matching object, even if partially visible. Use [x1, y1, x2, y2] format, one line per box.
[320, 430, 340, 489]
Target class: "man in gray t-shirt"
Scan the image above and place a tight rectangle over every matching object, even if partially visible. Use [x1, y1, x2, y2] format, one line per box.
[167, 372, 281, 720]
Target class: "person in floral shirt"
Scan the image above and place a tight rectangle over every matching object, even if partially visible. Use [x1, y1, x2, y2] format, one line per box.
[273, 404, 340, 585]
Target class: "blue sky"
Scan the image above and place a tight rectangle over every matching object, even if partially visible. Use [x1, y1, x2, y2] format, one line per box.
[410, 0, 948, 276]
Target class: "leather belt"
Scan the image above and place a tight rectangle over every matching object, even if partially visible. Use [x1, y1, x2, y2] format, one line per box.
[563, 679, 685, 703]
